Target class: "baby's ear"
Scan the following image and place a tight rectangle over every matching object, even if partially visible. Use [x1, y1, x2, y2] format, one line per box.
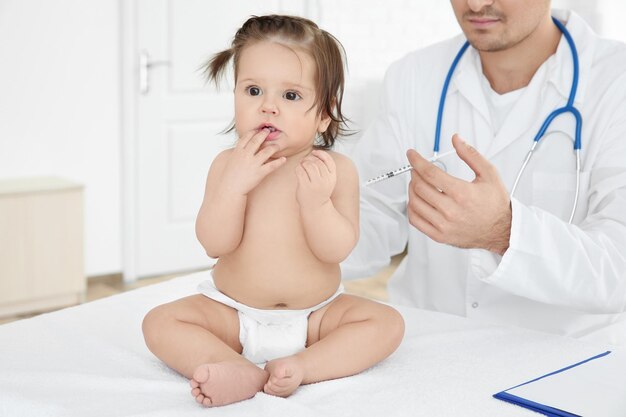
[318, 98, 335, 133]
[318, 113, 332, 133]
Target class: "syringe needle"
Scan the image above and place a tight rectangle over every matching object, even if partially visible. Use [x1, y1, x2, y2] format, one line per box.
[364, 150, 456, 186]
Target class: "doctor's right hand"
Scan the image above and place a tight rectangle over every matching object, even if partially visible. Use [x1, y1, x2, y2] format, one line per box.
[219, 128, 286, 196]
[406, 134, 512, 255]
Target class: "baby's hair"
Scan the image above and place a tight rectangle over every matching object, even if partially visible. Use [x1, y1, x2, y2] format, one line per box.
[204, 14, 349, 149]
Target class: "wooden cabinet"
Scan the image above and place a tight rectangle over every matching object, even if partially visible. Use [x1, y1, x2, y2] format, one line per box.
[0, 177, 85, 317]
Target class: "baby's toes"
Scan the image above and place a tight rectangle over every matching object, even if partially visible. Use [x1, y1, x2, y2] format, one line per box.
[195, 393, 211, 406]
[192, 364, 211, 384]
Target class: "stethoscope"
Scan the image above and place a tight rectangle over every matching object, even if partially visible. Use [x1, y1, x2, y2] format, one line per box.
[434, 17, 582, 223]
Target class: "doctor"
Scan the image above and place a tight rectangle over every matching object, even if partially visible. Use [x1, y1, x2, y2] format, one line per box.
[342, 0, 626, 346]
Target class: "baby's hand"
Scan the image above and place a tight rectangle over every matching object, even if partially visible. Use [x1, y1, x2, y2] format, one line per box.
[220, 129, 286, 196]
[295, 150, 336, 209]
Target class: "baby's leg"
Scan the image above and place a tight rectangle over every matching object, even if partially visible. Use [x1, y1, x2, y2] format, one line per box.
[142, 295, 268, 406]
[263, 295, 404, 396]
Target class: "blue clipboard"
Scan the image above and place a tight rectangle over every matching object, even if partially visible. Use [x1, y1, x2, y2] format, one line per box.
[493, 351, 612, 417]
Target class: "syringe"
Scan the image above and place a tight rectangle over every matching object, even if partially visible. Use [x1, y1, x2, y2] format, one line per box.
[364, 150, 456, 186]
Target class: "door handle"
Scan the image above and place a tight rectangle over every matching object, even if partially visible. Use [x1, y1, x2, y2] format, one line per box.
[139, 50, 171, 95]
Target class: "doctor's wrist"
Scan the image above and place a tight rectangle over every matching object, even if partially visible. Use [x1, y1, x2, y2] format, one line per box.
[484, 203, 512, 255]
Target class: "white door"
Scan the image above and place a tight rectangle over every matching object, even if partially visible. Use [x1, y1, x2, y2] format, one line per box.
[125, 0, 307, 280]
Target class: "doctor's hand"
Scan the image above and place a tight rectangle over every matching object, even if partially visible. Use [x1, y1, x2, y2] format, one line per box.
[406, 134, 512, 255]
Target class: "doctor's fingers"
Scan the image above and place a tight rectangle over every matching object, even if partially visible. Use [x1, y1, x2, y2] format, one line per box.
[410, 170, 456, 221]
[451, 134, 498, 182]
[410, 168, 451, 201]
[407, 188, 448, 235]
[406, 149, 464, 196]
[407, 196, 445, 242]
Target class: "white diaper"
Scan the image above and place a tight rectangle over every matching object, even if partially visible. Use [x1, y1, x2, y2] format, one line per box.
[197, 275, 344, 364]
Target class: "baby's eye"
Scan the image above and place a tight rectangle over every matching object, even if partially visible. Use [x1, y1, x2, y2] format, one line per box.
[283, 91, 301, 101]
[246, 86, 262, 96]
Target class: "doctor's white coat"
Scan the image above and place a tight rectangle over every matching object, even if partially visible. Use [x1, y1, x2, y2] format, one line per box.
[342, 10, 626, 346]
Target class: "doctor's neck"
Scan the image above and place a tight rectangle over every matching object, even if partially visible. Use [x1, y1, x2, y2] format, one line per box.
[478, 14, 561, 94]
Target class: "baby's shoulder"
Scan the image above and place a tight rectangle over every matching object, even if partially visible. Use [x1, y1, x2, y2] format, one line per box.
[209, 147, 234, 168]
[215, 147, 234, 160]
[326, 150, 356, 172]
[326, 150, 354, 166]
[325, 150, 358, 186]
[205, 147, 235, 181]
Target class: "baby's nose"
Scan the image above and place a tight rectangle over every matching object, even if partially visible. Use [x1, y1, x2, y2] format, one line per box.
[260, 98, 278, 115]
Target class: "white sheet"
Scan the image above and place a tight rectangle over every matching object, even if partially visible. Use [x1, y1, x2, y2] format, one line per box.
[0, 271, 612, 417]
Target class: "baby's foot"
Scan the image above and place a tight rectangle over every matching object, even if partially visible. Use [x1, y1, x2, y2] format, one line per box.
[263, 355, 305, 397]
[189, 362, 268, 407]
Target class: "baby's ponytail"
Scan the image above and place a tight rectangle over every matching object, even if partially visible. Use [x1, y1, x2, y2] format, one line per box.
[204, 49, 234, 85]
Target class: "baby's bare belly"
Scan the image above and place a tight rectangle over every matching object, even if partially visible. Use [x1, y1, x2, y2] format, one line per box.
[211, 174, 344, 309]
[212, 251, 341, 309]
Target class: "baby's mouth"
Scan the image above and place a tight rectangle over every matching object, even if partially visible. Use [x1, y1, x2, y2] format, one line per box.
[259, 124, 279, 132]
[258, 124, 282, 141]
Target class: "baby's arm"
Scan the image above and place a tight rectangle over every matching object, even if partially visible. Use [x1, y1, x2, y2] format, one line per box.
[196, 129, 285, 258]
[296, 150, 359, 263]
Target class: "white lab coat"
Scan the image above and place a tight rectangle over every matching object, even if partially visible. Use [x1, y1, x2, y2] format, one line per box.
[342, 10, 626, 346]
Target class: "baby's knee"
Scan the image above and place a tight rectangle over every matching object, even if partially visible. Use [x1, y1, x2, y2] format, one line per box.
[142, 304, 173, 346]
[378, 305, 405, 347]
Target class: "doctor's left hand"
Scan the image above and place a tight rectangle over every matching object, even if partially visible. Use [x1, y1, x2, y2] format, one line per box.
[406, 134, 512, 255]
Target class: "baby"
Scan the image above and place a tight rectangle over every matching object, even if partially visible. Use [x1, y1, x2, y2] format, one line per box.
[142, 14, 404, 407]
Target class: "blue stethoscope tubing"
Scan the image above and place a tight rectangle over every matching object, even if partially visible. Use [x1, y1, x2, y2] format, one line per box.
[435, 17, 581, 223]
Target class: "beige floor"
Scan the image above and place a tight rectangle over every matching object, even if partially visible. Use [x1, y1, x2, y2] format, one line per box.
[0, 255, 402, 326]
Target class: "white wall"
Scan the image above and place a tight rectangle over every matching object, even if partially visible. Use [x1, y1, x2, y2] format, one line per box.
[0, 0, 121, 276]
[310, 0, 459, 153]
[0, 1, 624, 278]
